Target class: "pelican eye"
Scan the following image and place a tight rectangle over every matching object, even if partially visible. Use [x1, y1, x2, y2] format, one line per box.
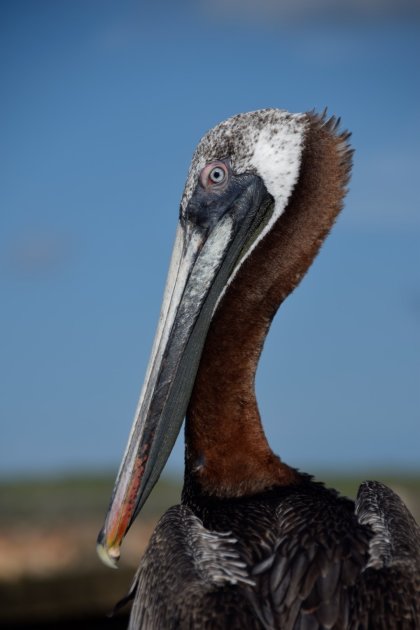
[200, 161, 229, 189]
[209, 166, 225, 183]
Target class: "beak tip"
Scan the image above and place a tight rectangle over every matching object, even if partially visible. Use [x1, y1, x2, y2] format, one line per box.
[97, 530, 121, 569]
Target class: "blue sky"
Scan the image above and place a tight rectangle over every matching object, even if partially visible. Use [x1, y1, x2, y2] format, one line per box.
[1, 1, 419, 478]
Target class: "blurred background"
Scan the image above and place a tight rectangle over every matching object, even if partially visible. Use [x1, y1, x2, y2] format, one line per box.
[1, 0, 419, 627]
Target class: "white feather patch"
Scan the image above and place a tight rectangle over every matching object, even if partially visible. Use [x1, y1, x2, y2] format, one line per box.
[249, 119, 305, 251]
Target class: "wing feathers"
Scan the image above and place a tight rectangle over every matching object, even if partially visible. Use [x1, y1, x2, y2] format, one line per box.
[125, 483, 419, 628]
[355, 480, 420, 569]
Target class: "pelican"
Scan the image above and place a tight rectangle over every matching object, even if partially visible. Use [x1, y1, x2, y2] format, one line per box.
[97, 109, 420, 628]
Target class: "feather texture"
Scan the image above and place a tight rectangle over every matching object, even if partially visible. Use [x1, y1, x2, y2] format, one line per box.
[124, 481, 419, 628]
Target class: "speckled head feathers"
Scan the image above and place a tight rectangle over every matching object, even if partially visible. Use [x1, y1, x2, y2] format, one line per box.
[180, 108, 309, 276]
[181, 109, 308, 220]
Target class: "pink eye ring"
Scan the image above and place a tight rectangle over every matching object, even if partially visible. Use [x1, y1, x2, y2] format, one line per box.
[200, 161, 229, 189]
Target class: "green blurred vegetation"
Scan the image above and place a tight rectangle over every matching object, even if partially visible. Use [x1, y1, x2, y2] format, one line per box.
[315, 471, 420, 516]
[0, 473, 181, 525]
[1, 470, 419, 523]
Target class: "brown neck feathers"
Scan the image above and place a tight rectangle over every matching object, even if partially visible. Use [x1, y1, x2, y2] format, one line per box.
[185, 113, 353, 498]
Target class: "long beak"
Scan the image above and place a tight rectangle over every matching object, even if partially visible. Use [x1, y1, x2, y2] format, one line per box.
[97, 176, 270, 567]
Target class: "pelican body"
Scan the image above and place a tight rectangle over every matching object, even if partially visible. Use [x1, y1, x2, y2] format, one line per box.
[98, 109, 420, 628]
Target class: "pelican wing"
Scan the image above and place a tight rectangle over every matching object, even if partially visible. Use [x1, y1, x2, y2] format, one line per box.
[248, 486, 370, 629]
[128, 505, 258, 630]
[251, 483, 420, 629]
[355, 480, 420, 569]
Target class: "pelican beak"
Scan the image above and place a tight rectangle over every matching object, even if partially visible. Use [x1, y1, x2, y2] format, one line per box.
[97, 172, 272, 566]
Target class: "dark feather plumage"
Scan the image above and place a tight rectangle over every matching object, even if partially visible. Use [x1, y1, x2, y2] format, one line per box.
[126, 480, 420, 628]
